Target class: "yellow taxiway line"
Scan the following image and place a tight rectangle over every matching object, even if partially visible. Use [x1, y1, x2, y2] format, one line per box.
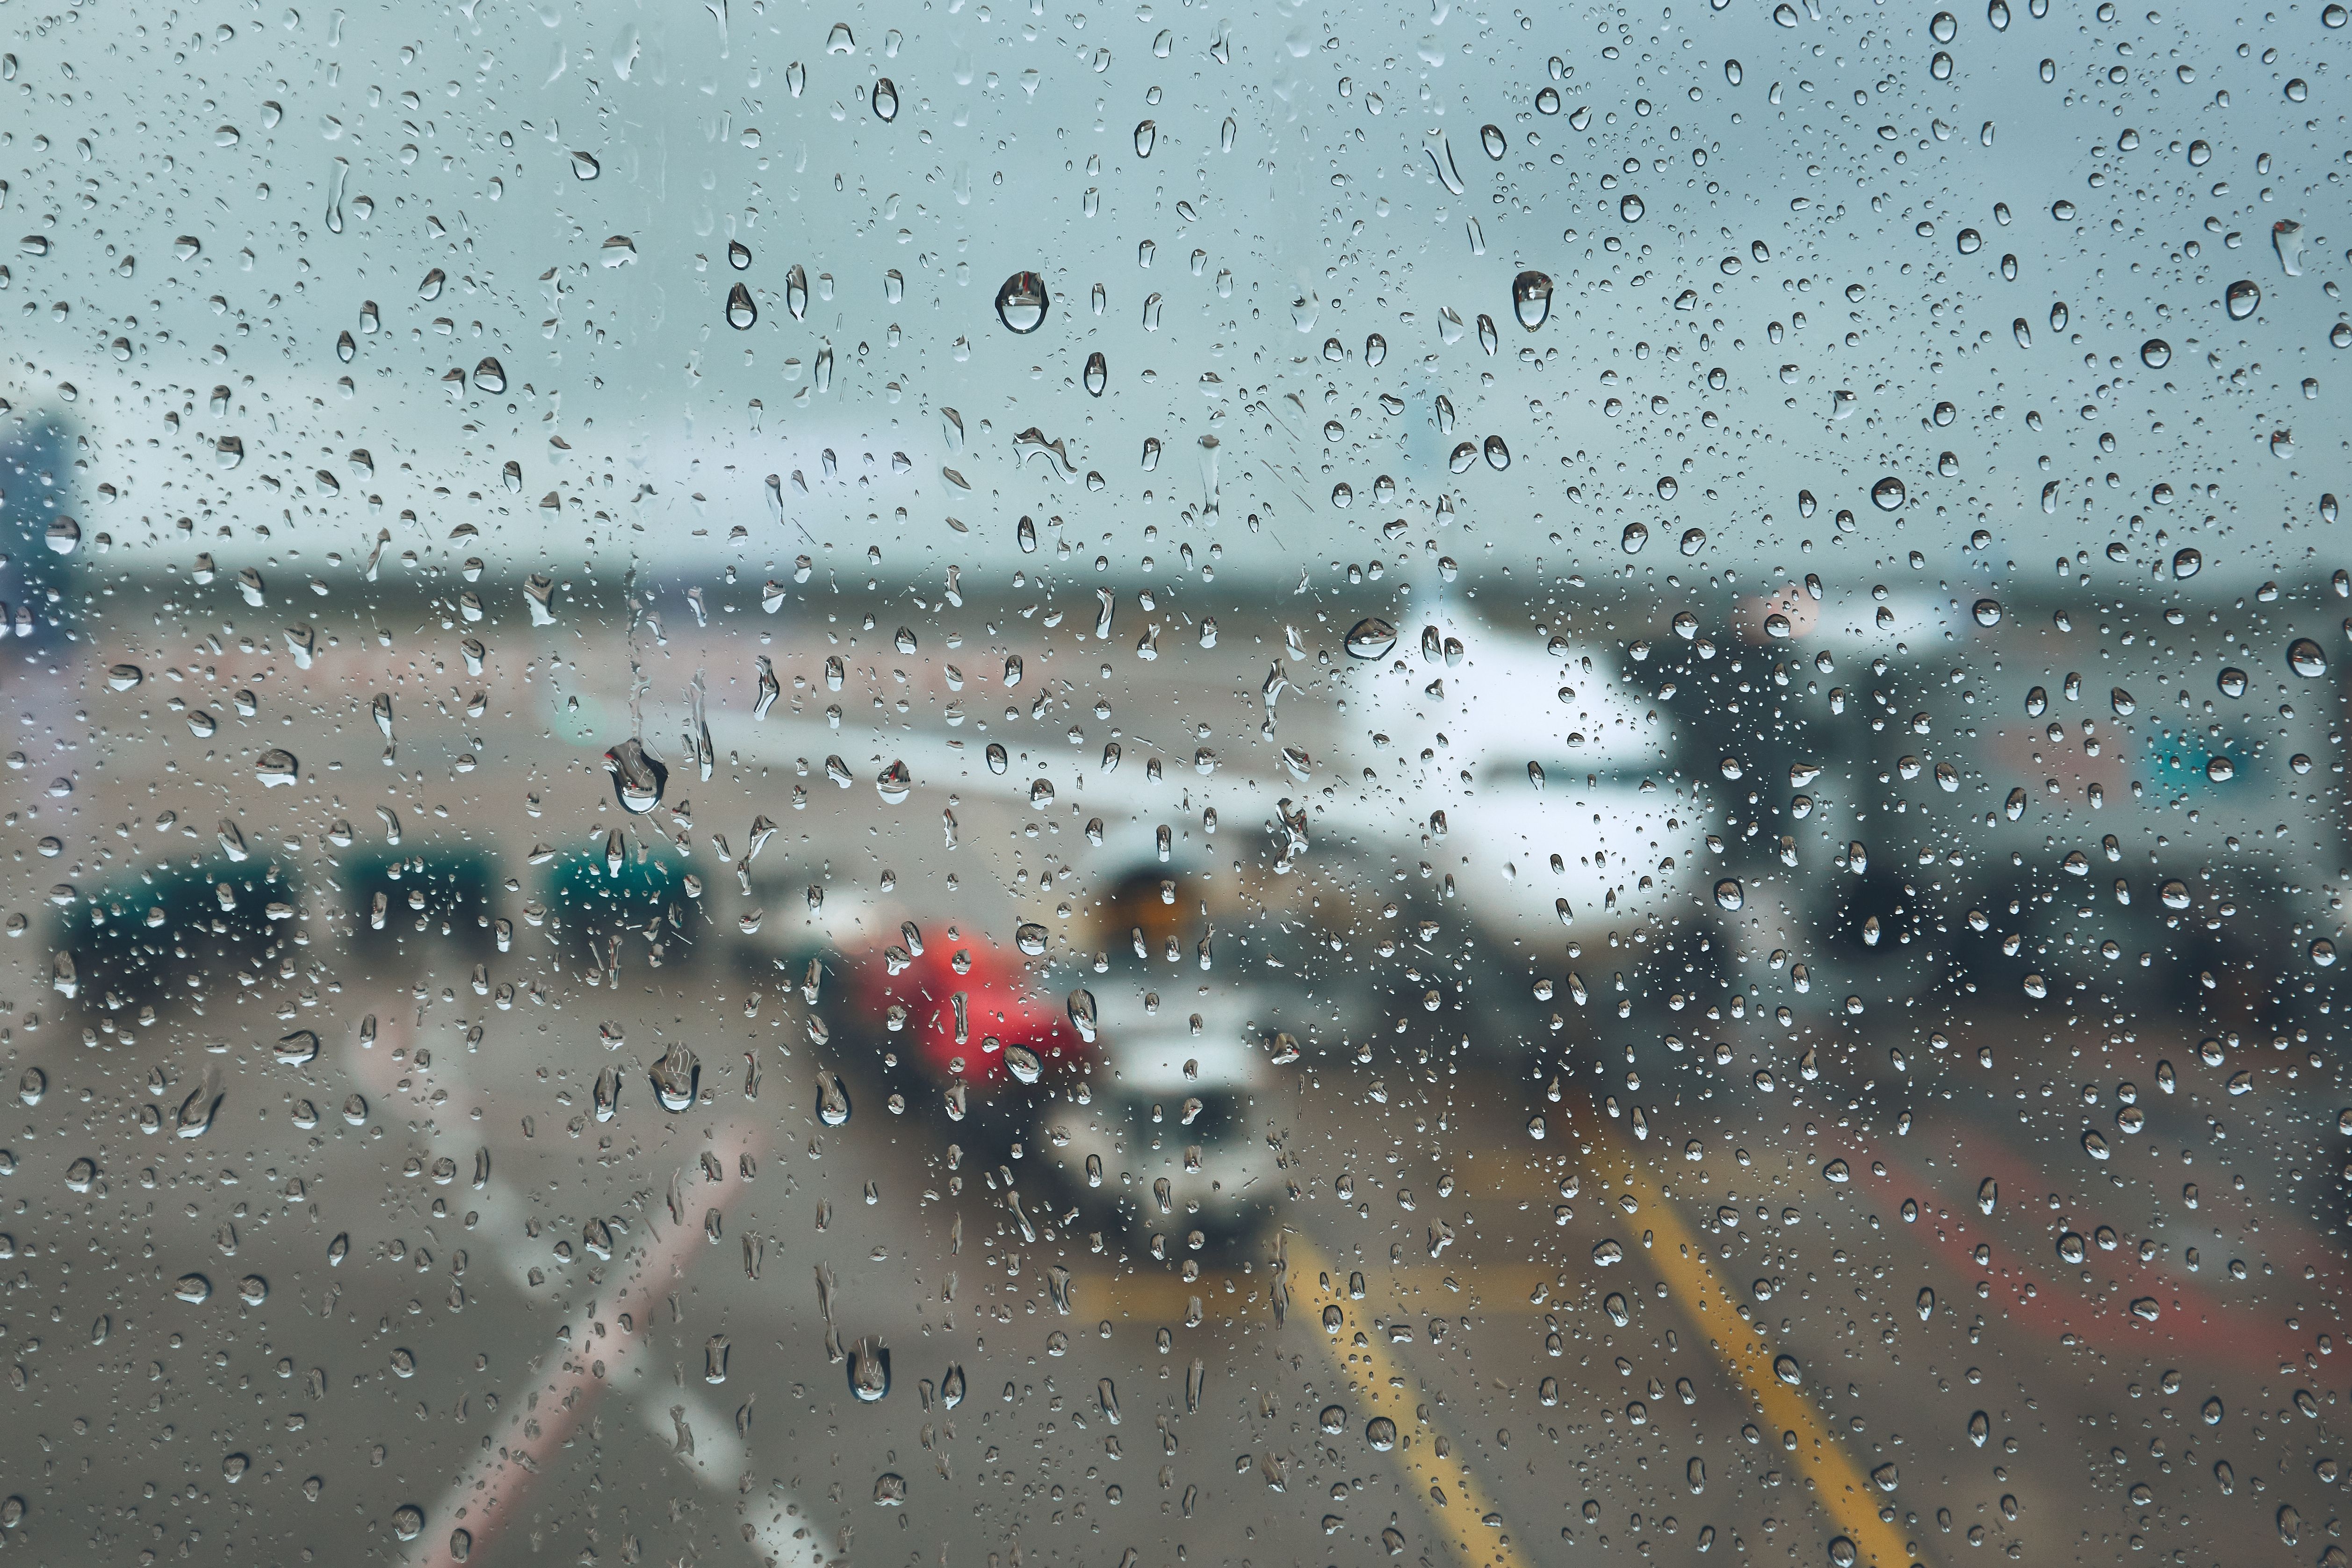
[1059, 1129, 1921, 1568]
[1286, 1233, 1537, 1568]
[1587, 1134, 1920, 1568]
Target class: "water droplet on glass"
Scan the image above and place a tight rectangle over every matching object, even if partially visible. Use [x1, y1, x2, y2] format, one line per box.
[1366, 1416, 1398, 1450]
[1133, 119, 1156, 157]
[872, 77, 898, 121]
[569, 150, 599, 180]
[1620, 194, 1644, 223]
[1511, 270, 1552, 329]
[995, 270, 1049, 333]
[2141, 338, 2172, 368]
[2273, 219, 2304, 276]
[1871, 476, 1907, 511]
[1714, 879, 1745, 910]
[2226, 279, 2261, 319]
[816, 1071, 851, 1126]
[1344, 617, 1398, 659]
[725, 282, 757, 329]
[849, 1337, 892, 1402]
[1972, 598, 2003, 626]
[650, 1042, 700, 1111]
[604, 738, 667, 813]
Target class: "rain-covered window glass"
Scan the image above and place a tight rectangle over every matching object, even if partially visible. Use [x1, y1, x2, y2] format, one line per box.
[3, 0, 2349, 1564]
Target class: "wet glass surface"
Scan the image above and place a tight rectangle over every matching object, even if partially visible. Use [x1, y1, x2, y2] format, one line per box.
[0, 2, 2349, 1566]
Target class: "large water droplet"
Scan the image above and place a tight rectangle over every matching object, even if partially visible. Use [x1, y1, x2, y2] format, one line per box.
[649, 1042, 700, 1111]
[2273, 219, 2305, 276]
[848, 1337, 892, 1402]
[1365, 1416, 1398, 1450]
[1511, 269, 1552, 329]
[995, 271, 1049, 333]
[570, 150, 600, 180]
[872, 77, 899, 121]
[725, 282, 757, 329]
[1133, 119, 1156, 157]
[604, 738, 667, 813]
[816, 1070, 852, 1126]
[2141, 337, 2172, 368]
[1714, 879, 1745, 910]
[2289, 637, 2329, 677]
[1871, 476, 1907, 511]
[1343, 617, 1398, 658]
[2225, 279, 2261, 319]
[1972, 598, 2003, 626]
[1620, 193, 1644, 223]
